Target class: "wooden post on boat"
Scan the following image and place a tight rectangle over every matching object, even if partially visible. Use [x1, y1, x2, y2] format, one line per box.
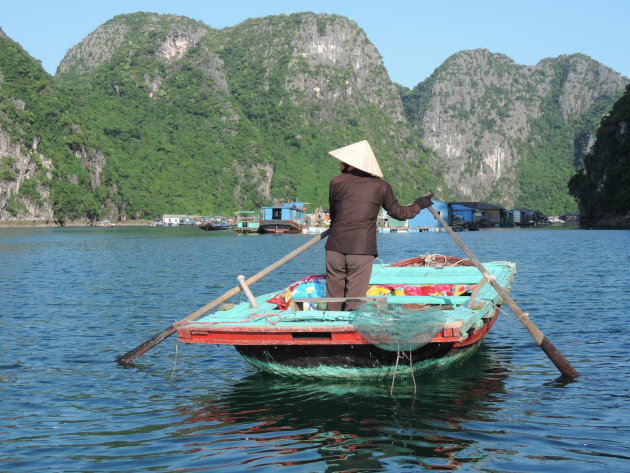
[427, 204, 579, 379]
[237, 275, 259, 308]
[115, 229, 330, 366]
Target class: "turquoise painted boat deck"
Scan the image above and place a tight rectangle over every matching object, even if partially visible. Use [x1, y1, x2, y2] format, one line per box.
[177, 260, 516, 379]
[184, 261, 516, 332]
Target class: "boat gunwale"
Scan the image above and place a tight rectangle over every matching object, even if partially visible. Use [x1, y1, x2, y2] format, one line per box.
[174, 255, 515, 377]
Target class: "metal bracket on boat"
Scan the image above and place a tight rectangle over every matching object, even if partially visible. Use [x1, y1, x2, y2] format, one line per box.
[237, 275, 259, 308]
[467, 276, 488, 309]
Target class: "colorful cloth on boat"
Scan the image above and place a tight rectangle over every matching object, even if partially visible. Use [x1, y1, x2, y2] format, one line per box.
[401, 284, 473, 297]
[367, 283, 474, 297]
[267, 275, 327, 310]
[268, 277, 475, 310]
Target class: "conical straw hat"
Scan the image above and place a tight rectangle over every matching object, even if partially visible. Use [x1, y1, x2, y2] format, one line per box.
[328, 140, 383, 178]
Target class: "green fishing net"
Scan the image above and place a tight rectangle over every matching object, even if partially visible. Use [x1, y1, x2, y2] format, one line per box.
[353, 302, 445, 351]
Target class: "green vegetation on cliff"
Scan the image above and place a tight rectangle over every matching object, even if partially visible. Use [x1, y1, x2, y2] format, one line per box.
[514, 56, 623, 214]
[569, 84, 630, 227]
[0, 13, 626, 224]
[52, 12, 439, 219]
[400, 50, 627, 215]
[0, 33, 99, 222]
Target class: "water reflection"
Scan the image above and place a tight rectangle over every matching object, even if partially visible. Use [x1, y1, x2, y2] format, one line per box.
[176, 348, 510, 472]
[4, 227, 627, 471]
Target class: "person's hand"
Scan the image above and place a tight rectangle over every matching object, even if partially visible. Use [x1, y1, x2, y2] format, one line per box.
[414, 193, 433, 209]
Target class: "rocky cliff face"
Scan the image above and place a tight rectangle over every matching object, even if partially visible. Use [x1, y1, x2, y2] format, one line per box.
[284, 14, 405, 123]
[0, 35, 61, 223]
[0, 128, 54, 223]
[53, 12, 438, 216]
[404, 49, 628, 210]
[214, 14, 420, 180]
[1, 12, 628, 223]
[412, 50, 533, 203]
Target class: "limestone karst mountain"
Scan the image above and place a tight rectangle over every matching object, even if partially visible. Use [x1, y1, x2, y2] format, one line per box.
[1, 13, 627, 224]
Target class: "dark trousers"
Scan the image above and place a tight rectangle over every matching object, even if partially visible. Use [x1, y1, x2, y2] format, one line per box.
[325, 250, 374, 311]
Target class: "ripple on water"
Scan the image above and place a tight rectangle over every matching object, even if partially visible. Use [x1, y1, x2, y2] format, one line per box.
[1, 227, 629, 472]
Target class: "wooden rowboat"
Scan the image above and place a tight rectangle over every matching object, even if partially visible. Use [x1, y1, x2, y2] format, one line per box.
[176, 254, 516, 379]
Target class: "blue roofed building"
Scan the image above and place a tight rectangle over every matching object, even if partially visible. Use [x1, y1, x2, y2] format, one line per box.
[259, 202, 307, 234]
[385, 200, 450, 231]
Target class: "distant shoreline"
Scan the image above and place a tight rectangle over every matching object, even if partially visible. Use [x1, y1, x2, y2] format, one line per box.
[0, 219, 152, 228]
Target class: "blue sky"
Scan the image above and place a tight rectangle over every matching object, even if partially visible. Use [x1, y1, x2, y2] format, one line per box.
[2, 0, 629, 88]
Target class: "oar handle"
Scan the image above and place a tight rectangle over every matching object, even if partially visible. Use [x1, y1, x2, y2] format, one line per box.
[427, 205, 579, 379]
[116, 229, 330, 366]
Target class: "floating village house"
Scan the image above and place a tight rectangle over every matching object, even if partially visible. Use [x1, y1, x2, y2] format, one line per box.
[161, 214, 188, 225]
[384, 200, 450, 231]
[510, 208, 548, 226]
[405, 200, 450, 230]
[450, 202, 511, 227]
[259, 202, 307, 234]
[385, 201, 514, 230]
[510, 208, 535, 226]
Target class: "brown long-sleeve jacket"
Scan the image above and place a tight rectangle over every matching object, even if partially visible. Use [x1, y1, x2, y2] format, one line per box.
[325, 170, 420, 256]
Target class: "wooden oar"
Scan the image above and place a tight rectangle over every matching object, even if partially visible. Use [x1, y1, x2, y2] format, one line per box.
[116, 229, 330, 366]
[427, 204, 579, 379]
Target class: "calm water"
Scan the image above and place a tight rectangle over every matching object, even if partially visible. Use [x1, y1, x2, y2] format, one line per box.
[1, 226, 629, 472]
